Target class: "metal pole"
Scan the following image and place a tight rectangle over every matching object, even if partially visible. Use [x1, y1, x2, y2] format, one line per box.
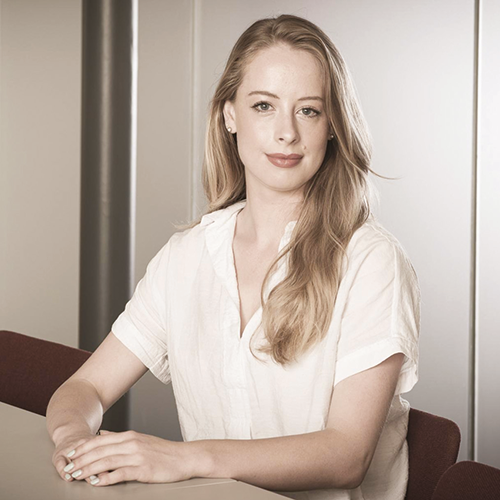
[79, 0, 138, 431]
[468, 0, 481, 462]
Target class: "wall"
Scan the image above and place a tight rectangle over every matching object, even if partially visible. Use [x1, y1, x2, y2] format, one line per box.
[1, 0, 498, 466]
[476, 0, 500, 467]
[0, 0, 81, 345]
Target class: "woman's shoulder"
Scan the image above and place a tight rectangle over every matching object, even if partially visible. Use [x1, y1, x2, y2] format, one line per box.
[345, 215, 417, 277]
[348, 215, 405, 253]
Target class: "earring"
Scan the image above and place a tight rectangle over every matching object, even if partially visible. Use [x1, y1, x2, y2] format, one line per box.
[227, 127, 232, 133]
[329, 133, 334, 140]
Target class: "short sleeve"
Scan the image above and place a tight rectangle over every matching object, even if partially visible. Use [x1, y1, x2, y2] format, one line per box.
[111, 238, 172, 384]
[333, 227, 420, 395]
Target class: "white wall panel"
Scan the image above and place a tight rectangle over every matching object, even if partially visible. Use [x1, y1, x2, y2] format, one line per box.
[195, 0, 475, 460]
[476, 0, 500, 468]
[0, 0, 81, 346]
[337, 0, 475, 462]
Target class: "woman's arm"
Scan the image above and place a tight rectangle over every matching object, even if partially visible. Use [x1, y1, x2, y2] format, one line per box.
[46, 332, 148, 481]
[197, 426, 357, 490]
[65, 352, 404, 490]
[196, 352, 404, 491]
[46, 378, 104, 446]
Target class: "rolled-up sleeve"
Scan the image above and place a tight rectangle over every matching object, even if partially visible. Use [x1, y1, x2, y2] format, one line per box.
[111, 239, 172, 384]
[333, 232, 420, 395]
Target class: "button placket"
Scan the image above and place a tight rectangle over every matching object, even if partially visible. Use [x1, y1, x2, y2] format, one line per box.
[205, 203, 298, 426]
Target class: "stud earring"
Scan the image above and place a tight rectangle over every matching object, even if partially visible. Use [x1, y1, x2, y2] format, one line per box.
[329, 134, 334, 140]
[227, 127, 232, 133]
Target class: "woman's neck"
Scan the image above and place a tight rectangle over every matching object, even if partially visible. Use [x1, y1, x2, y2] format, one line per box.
[236, 195, 302, 249]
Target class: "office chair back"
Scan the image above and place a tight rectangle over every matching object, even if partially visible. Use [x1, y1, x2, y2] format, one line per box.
[0, 330, 91, 416]
[431, 460, 500, 500]
[405, 408, 461, 500]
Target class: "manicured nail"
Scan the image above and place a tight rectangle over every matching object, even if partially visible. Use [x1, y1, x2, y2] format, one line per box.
[67, 450, 75, 458]
[64, 462, 75, 472]
[90, 476, 100, 485]
[65, 473, 72, 480]
[71, 469, 82, 478]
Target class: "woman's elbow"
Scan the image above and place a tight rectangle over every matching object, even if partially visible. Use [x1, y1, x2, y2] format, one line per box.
[328, 449, 371, 490]
[334, 464, 366, 490]
[343, 453, 372, 490]
[344, 469, 365, 490]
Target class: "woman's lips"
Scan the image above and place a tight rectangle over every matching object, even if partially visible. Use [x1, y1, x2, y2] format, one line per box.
[266, 153, 303, 168]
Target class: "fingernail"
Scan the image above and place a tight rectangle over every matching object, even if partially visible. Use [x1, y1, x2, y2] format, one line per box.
[64, 462, 75, 472]
[65, 473, 72, 480]
[71, 469, 82, 478]
[67, 450, 75, 458]
[90, 476, 100, 485]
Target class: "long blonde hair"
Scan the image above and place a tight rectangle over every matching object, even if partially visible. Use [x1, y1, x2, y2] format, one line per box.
[177, 14, 373, 365]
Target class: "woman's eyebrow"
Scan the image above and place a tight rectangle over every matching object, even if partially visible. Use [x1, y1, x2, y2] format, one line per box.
[248, 90, 323, 101]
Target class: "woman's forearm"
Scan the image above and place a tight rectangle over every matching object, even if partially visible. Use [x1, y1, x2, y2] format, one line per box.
[192, 428, 364, 492]
[46, 378, 104, 445]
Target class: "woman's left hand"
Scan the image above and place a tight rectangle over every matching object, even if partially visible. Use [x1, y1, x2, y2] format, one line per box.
[62, 430, 203, 486]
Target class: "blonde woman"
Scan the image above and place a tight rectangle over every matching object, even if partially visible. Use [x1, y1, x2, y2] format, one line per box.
[47, 14, 419, 500]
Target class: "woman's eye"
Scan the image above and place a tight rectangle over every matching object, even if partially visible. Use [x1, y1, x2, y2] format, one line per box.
[300, 107, 320, 117]
[252, 102, 271, 112]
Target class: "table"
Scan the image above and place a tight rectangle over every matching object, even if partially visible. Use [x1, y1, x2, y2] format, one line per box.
[0, 403, 286, 500]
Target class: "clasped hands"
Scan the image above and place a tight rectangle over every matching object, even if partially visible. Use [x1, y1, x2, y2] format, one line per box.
[52, 430, 202, 487]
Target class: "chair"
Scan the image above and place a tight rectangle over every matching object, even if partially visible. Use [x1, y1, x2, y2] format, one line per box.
[431, 460, 500, 500]
[405, 408, 461, 500]
[0, 330, 91, 416]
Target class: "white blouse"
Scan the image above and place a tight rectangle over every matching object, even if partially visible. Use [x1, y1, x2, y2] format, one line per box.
[111, 200, 420, 500]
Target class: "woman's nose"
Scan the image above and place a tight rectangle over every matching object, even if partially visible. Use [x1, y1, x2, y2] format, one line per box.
[274, 112, 300, 144]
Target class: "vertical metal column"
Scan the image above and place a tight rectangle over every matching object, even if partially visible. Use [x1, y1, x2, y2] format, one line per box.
[468, 0, 481, 462]
[79, 0, 138, 431]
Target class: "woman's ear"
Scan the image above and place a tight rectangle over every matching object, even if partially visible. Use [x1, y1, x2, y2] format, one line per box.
[223, 101, 237, 133]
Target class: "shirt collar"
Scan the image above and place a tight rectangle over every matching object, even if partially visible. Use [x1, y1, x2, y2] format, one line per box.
[200, 200, 247, 227]
[202, 199, 298, 256]
[200, 200, 297, 239]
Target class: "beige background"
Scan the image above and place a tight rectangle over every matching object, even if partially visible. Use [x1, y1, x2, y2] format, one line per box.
[1, 0, 498, 466]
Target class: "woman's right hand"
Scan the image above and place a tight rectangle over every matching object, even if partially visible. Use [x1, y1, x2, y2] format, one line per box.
[52, 432, 97, 483]
[46, 332, 149, 484]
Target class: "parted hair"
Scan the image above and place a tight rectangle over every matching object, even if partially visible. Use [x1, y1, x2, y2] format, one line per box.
[176, 14, 373, 365]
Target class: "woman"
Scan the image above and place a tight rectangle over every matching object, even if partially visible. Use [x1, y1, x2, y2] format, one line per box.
[47, 14, 419, 500]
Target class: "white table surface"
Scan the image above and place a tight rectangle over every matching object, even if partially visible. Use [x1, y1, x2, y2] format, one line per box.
[0, 402, 286, 500]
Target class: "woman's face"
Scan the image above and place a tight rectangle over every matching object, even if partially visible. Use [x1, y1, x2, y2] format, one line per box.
[223, 43, 330, 199]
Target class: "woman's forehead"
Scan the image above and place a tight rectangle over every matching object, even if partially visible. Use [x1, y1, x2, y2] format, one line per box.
[238, 45, 325, 98]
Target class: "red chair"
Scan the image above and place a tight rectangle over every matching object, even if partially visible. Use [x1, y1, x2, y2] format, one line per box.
[432, 461, 500, 500]
[0, 330, 91, 416]
[405, 408, 461, 500]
